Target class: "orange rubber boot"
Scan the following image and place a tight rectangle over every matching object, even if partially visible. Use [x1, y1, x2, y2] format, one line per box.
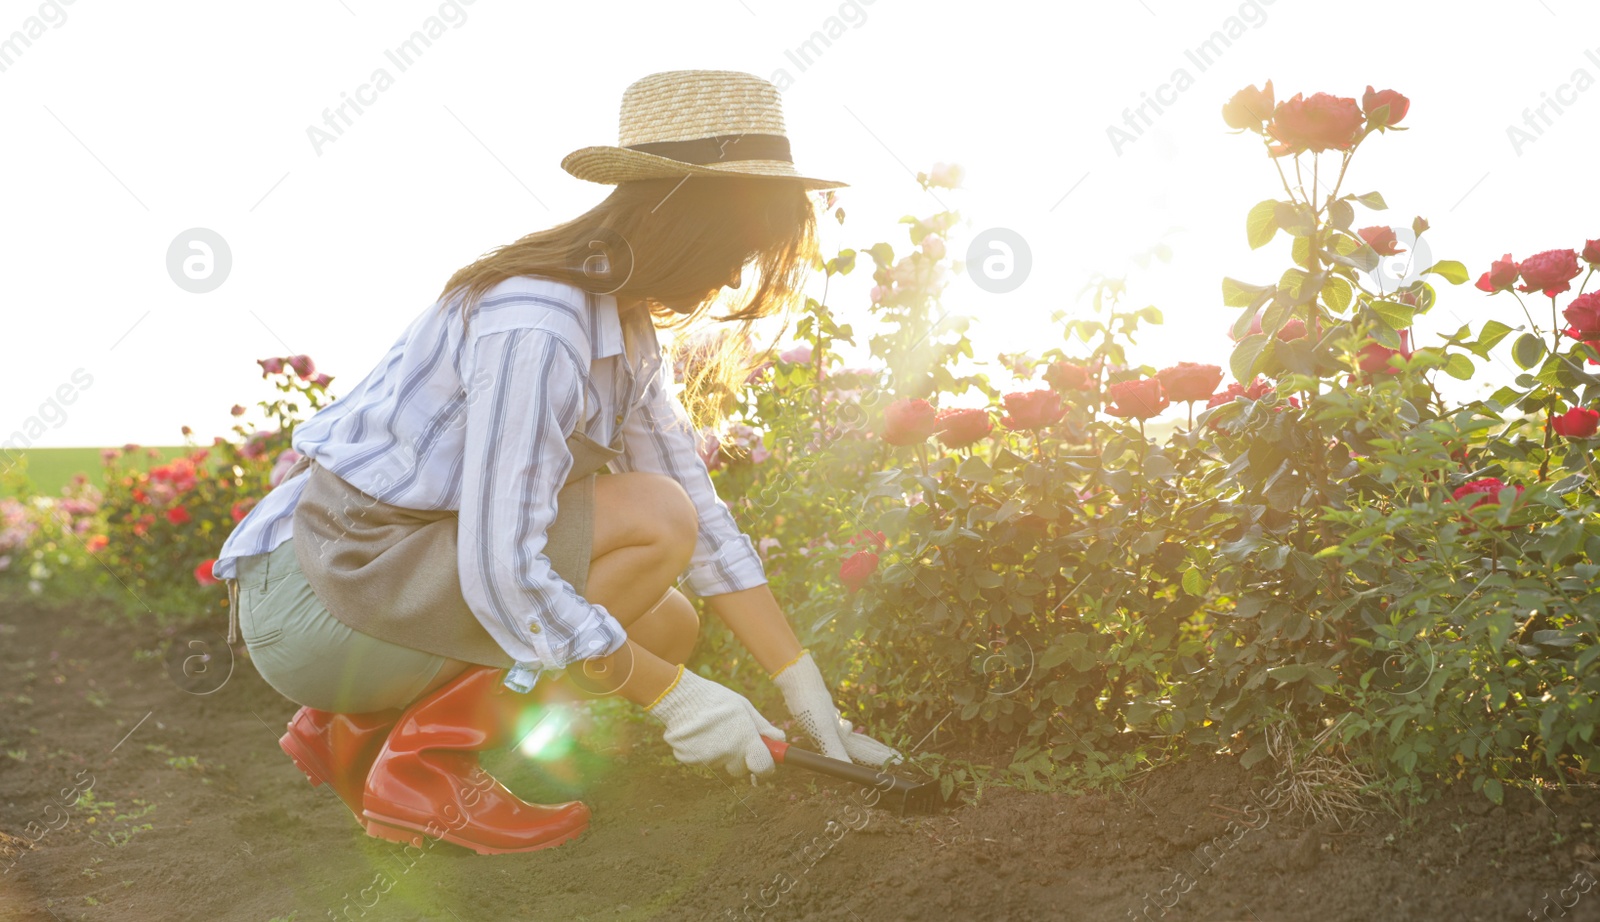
[279, 707, 402, 825]
[360, 666, 590, 854]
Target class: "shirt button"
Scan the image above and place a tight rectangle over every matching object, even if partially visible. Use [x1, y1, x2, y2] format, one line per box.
[527, 622, 542, 634]
[615, 413, 624, 424]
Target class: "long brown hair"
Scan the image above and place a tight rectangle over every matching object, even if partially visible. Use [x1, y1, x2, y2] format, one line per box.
[438, 176, 820, 428]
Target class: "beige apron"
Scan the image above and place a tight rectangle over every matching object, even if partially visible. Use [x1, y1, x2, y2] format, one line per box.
[276, 399, 624, 668]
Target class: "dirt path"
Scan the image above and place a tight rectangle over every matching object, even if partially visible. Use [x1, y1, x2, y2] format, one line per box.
[1, 599, 1597, 921]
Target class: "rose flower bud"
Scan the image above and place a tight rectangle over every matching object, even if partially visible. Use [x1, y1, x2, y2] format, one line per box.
[1361, 86, 1410, 127]
[882, 399, 936, 446]
[1475, 254, 1520, 293]
[1104, 378, 1169, 420]
[1583, 239, 1600, 266]
[1156, 363, 1224, 403]
[1000, 390, 1065, 430]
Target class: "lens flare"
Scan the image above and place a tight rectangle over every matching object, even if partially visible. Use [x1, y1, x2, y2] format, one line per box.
[516, 706, 573, 761]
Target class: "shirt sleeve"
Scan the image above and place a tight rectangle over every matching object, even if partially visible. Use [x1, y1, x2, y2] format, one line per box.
[610, 341, 769, 598]
[457, 328, 629, 670]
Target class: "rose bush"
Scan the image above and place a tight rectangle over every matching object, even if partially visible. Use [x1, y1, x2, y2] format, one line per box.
[692, 88, 1598, 803]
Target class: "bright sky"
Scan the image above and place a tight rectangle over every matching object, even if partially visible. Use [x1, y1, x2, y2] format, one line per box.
[5, 0, 1598, 449]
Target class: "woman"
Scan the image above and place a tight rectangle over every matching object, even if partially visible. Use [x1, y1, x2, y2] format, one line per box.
[212, 70, 899, 856]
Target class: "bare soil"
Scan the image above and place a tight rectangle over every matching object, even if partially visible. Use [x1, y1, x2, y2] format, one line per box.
[2, 599, 1598, 921]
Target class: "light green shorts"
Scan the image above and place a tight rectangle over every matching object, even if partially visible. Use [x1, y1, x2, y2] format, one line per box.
[235, 537, 449, 714]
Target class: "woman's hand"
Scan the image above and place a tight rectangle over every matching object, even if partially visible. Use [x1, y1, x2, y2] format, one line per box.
[771, 652, 902, 768]
[645, 667, 787, 779]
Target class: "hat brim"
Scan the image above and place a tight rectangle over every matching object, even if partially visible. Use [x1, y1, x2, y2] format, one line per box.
[561, 145, 847, 191]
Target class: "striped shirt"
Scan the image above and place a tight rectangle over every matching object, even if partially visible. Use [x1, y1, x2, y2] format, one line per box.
[213, 276, 768, 671]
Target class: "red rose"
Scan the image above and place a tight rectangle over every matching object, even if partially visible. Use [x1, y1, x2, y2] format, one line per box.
[850, 529, 888, 551]
[1205, 377, 1274, 408]
[1584, 239, 1600, 266]
[882, 399, 936, 446]
[194, 559, 219, 587]
[230, 499, 256, 524]
[1562, 292, 1600, 340]
[1222, 81, 1275, 131]
[1474, 254, 1519, 293]
[1452, 478, 1522, 510]
[1552, 406, 1600, 438]
[1001, 390, 1065, 429]
[1105, 378, 1169, 420]
[165, 505, 192, 525]
[1358, 330, 1413, 376]
[257, 357, 286, 376]
[838, 549, 878, 594]
[1359, 226, 1405, 256]
[1517, 248, 1581, 297]
[1278, 318, 1307, 341]
[1043, 361, 1094, 391]
[1267, 93, 1364, 153]
[1156, 363, 1224, 403]
[934, 408, 993, 449]
[1361, 86, 1410, 127]
[85, 535, 109, 553]
[286, 355, 317, 378]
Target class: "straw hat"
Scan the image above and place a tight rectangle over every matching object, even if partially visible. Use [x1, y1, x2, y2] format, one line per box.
[561, 70, 847, 191]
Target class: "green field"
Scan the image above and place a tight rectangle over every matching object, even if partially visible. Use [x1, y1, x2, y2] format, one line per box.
[1, 446, 190, 499]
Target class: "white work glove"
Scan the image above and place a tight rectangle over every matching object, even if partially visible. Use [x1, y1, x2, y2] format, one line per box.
[646, 667, 786, 779]
[771, 652, 903, 768]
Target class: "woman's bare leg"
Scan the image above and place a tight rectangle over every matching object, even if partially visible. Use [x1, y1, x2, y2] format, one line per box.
[410, 472, 700, 702]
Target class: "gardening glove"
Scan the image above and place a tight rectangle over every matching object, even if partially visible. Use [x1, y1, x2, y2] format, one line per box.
[646, 666, 786, 779]
[771, 651, 903, 768]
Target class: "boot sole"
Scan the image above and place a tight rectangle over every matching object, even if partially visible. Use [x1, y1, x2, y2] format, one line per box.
[362, 813, 588, 855]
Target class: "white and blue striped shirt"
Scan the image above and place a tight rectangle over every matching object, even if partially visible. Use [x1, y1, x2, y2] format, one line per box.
[214, 276, 768, 670]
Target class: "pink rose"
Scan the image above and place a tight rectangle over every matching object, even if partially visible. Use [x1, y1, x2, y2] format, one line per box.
[839, 549, 879, 593]
[934, 408, 993, 449]
[1475, 254, 1519, 293]
[1517, 249, 1581, 297]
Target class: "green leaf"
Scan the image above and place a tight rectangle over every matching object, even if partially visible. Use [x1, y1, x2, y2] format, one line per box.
[1230, 334, 1270, 386]
[1181, 567, 1205, 597]
[1473, 320, 1513, 355]
[1266, 664, 1309, 683]
[1327, 199, 1354, 231]
[1222, 277, 1272, 308]
[1247, 200, 1279, 249]
[1423, 259, 1469, 285]
[1354, 191, 1387, 210]
[1322, 276, 1353, 313]
[1369, 299, 1416, 331]
[957, 456, 994, 483]
[1443, 353, 1476, 380]
[1512, 333, 1545, 370]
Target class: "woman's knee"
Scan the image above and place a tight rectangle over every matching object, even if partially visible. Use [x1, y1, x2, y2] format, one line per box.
[634, 587, 699, 665]
[595, 472, 698, 561]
